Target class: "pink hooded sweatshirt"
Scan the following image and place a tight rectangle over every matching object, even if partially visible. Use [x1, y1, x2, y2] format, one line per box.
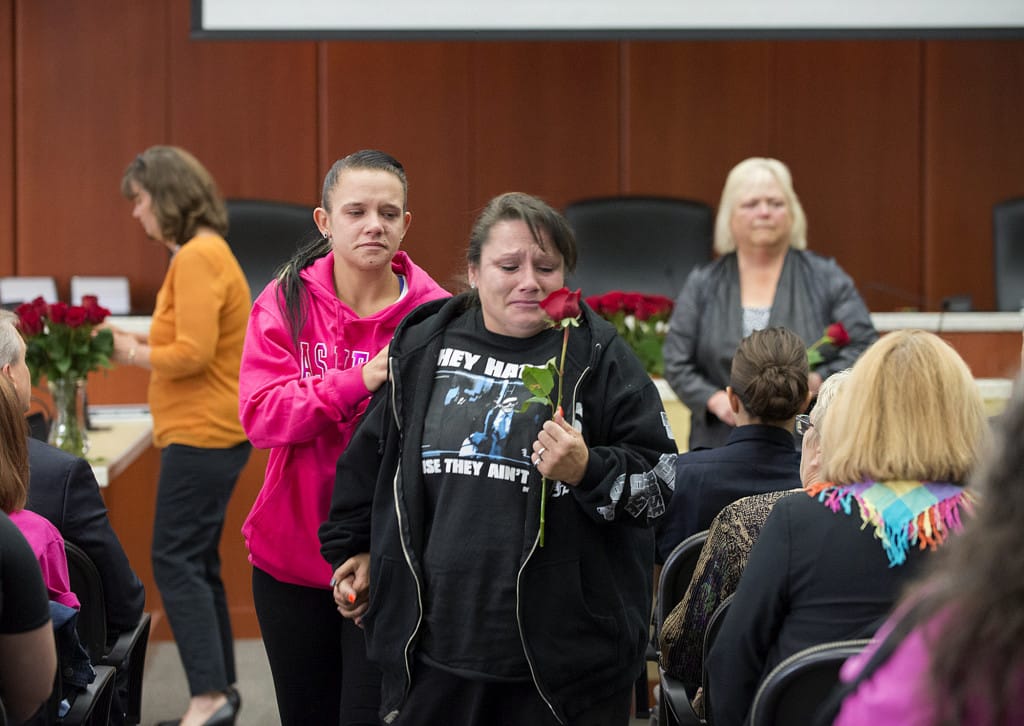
[239, 250, 449, 588]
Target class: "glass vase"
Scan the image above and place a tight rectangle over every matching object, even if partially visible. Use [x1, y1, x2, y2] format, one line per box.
[47, 376, 89, 458]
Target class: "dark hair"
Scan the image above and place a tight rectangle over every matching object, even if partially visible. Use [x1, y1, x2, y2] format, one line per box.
[467, 192, 578, 277]
[120, 146, 228, 247]
[276, 150, 408, 344]
[729, 327, 809, 423]
[885, 379, 1023, 725]
[0, 376, 28, 513]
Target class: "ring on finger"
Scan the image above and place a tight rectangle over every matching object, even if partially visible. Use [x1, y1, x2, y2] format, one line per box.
[537, 447, 546, 462]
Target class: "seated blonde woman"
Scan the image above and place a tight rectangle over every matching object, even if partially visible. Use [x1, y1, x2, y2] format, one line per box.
[833, 377, 1024, 725]
[659, 368, 851, 701]
[705, 330, 988, 726]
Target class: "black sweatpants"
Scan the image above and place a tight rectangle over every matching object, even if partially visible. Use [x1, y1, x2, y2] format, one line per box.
[391, 658, 634, 726]
[252, 565, 381, 726]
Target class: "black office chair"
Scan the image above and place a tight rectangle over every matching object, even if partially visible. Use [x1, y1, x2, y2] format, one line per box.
[45, 663, 117, 726]
[698, 594, 735, 726]
[225, 198, 319, 299]
[64, 541, 151, 726]
[564, 196, 713, 299]
[993, 197, 1024, 312]
[655, 531, 710, 726]
[747, 639, 871, 726]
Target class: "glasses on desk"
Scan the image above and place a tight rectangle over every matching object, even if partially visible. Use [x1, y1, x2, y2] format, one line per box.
[795, 414, 814, 437]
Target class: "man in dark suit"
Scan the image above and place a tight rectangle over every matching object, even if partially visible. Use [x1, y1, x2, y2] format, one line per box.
[25, 438, 145, 643]
[0, 310, 144, 644]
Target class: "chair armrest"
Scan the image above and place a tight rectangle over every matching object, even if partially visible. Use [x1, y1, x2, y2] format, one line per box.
[661, 667, 704, 726]
[100, 612, 151, 668]
[62, 664, 116, 725]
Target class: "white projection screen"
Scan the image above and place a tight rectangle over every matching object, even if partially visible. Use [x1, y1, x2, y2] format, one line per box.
[191, 0, 1024, 40]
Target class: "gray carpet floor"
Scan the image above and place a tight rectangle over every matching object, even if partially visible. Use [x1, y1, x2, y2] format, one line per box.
[142, 639, 652, 725]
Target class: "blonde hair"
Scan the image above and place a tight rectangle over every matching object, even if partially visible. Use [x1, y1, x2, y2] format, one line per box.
[713, 157, 808, 255]
[0, 376, 28, 513]
[820, 330, 986, 484]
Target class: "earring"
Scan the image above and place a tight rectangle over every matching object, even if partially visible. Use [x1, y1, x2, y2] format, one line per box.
[470, 282, 476, 289]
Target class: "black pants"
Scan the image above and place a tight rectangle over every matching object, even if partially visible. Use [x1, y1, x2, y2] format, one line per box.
[252, 566, 381, 726]
[151, 442, 251, 696]
[392, 659, 634, 726]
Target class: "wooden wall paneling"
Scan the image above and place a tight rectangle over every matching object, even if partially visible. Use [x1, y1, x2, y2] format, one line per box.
[321, 41, 474, 288]
[15, 0, 171, 309]
[470, 41, 621, 215]
[923, 40, 1024, 313]
[167, 3, 320, 207]
[626, 41, 776, 206]
[0, 0, 12, 273]
[773, 41, 924, 312]
[98, 445, 164, 635]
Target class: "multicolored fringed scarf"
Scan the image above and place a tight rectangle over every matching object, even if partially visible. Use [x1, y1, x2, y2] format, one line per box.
[805, 480, 974, 567]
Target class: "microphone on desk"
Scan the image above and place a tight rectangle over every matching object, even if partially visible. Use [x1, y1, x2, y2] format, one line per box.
[937, 294, 974, 336]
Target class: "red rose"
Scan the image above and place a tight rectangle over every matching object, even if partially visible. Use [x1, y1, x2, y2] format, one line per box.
[539, 288, 581, 323]
[64, 306, 88, 328]
[81, 295, 111, 324]
[646, 294, 674, 316]
[48, 301, 68, 324]
[585, 292, 624, 316]
[16, 304, 44, 335]
[634, 294, 675, 321]
[826, 322, 850, 347]
[622, 292, 643, 315]
[601, 291, 626, 315]
[31, 296, 49, 316]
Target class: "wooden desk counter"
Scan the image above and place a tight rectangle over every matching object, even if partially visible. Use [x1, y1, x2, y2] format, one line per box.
[872, 311, 1022, 379]
[85, 407, 153, 487]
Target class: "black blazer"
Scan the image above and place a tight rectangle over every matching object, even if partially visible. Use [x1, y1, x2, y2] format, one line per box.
[25, 438, 145, 640]
[705, 491, 931, 726]
[655, 424, 801, 563]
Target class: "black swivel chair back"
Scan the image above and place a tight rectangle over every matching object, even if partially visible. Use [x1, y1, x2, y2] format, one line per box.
[656, 530, 711, 726]
[564, 196, 714, 299]
[746, 639, 871, 726]
[226, 198, 319, 300]
[699, 594, 735, 726]
[994, 197, 1024, 312]
[64, 541, 151, 725]
[656, 530, 710, 636]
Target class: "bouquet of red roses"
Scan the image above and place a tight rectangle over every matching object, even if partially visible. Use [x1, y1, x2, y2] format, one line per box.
[585, 291, 674, 377]
[16, 295, 115, 386]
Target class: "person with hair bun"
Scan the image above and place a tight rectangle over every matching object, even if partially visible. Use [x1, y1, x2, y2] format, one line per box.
[656, 326, 810, 562]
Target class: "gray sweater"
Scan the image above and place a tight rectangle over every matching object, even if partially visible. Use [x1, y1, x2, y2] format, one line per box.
[663, 249, 877, 450]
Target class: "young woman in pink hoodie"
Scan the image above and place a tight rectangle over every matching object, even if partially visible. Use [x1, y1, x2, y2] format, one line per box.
[238, 150, 449, 726]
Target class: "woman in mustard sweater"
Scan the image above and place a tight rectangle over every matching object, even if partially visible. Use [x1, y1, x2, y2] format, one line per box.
[109, 146, 251, 726]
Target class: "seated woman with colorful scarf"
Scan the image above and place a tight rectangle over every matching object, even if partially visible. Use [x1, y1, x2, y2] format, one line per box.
[704, 330, 988, 726]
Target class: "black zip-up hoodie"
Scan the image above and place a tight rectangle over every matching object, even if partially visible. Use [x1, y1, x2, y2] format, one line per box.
[320, 293, 677, 724]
